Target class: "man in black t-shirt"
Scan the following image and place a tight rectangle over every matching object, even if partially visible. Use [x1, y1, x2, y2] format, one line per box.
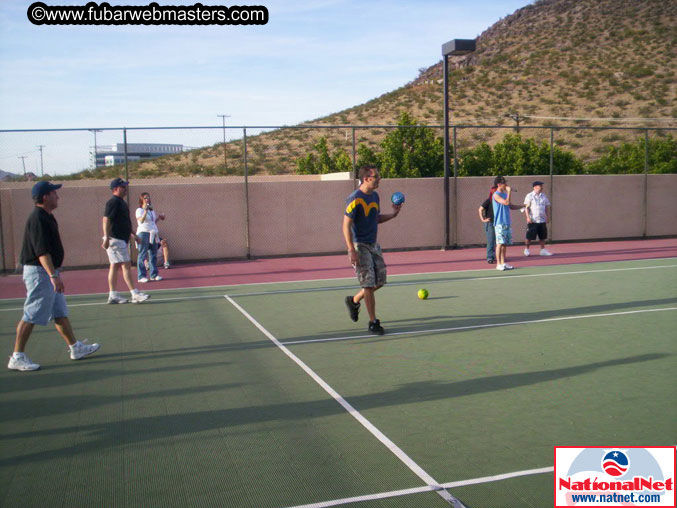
[8, 182, 101, 371]
[102, 178, 149, 304]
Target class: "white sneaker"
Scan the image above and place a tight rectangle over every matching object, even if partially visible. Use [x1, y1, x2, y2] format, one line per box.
[70, 340, 100, 360]
[496, 264, 505, 271]
[151, 275, 163, 281]
[540, 249, 553, 256]
[138, 277, 149, 283]
[524, 249, 530, 256]
[8, 354, 40, 371]
[131, 292, 150, 303]
[504, 264, 514, 270]
[107, 295, 128, 304]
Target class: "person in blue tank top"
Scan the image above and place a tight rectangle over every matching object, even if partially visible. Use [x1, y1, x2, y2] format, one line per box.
[342, 166, 402, 335]
[492, 175, 526, 271]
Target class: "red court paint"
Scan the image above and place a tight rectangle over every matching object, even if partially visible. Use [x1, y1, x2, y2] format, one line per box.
[1, 238, 675, 299]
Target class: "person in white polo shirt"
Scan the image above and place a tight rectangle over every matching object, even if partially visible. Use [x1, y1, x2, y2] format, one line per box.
[523, 181, 552, 256]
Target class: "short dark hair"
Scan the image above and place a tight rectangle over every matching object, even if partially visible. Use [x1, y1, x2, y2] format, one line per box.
[494, 175, 506, 186]
[358, 165, 379, 182]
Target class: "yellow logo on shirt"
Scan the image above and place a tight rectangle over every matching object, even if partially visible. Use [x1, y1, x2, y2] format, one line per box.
[346, 198, 379, 216]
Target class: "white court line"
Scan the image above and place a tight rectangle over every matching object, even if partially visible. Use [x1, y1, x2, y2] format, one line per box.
[224, 295, 466, 508]
[3, 263, 674, 312]
[285, 466, 554, 508]
[223, 263, 677, 297]
[0, 293, 224, 313]
[280, 307, 677, 346]
[0, 257, 675, 302]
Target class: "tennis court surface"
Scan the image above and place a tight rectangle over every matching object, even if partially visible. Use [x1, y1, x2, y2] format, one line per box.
[1, 243, 676, 507]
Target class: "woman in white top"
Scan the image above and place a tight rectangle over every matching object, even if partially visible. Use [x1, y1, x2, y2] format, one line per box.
[135, 192, 166, 282]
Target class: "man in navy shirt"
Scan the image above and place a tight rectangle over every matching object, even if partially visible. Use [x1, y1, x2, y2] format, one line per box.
[342, 166, 402, 335]
[8, 182, 100, 371]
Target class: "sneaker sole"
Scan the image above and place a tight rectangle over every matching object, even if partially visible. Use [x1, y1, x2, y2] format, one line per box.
[8, 364, 41, 371]
[107, 300, 128, 304]
[345, 296, 359, 322]
[71, 344, 100, 360]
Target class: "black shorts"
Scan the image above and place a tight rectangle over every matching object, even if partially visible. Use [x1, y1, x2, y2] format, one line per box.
[526, 222, 547, 241]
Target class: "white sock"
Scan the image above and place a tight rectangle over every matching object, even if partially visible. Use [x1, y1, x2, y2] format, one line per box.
[109, 291, 117, 298]
[69, 341, 80, 350]
[131, 289, 139, 296]
[12, 352, 25, 359]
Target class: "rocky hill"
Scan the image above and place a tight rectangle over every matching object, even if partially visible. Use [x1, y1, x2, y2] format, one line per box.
[74, 0, 677, 179]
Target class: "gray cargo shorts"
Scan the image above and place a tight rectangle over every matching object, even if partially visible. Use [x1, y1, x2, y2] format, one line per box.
[354, 242, 387, 288]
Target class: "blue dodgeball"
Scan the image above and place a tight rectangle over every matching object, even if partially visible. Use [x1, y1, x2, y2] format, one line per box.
[391, 192, 405, 205]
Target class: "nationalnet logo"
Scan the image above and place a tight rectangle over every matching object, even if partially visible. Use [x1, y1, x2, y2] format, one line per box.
[555, 447, 676, 507]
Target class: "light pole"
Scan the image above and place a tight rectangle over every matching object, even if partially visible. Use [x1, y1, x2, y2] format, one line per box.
[37, 145, 45, 177]
[442, 38, 476, 249]
[89, 129, 102, 168]
[217, 114, 231, 170]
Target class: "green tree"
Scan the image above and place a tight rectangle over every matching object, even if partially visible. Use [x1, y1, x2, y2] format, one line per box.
[296, 137, 352, 174]
[459, 133, 583, 176]
[378, 111, 444, 178]
[586, 135, 676, 174]
[458, 142, 493, 176]
[355, 143, 379, 168]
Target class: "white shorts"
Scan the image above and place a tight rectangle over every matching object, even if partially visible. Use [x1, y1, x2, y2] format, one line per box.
[106, 238, 131, 264]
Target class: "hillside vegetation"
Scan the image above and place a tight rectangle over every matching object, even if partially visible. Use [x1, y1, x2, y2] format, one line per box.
[67, 0, 676, 180]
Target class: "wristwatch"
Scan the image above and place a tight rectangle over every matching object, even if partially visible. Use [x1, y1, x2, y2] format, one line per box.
[50, 272, 59, 278]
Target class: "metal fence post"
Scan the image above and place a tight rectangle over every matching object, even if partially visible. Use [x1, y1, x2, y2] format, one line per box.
[123, 128, 128, 181]
[0, 191, 5, 272]
[643, 129, 649, 238]
[352, 127, 358, 185]
[243, 128, 251, 259]
[549, 127, 554, 243]
[123, 128, 130, 206]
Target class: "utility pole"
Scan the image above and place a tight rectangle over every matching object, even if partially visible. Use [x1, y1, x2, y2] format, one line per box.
[18, 156, 27, 176]
[37, 145, 45, 177]
[506, 112, 521, 133]
[217, 114, 231, 170]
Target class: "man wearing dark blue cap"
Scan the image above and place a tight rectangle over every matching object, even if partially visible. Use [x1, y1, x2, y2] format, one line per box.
[8, 182, 100, 371]
[102, 178, 149, 304]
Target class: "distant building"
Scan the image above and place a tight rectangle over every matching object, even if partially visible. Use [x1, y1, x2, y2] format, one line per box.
[104, 155, 140, 166]
[92, 143, 183, 168]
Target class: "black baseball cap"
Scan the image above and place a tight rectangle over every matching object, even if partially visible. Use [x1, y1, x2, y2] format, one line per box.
[31, 181, 62, 200]
[532, 181, 544, 187]
[110, 177, 129, 190]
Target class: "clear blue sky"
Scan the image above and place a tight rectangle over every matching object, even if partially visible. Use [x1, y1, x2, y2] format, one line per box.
[0, 0, 531, 175]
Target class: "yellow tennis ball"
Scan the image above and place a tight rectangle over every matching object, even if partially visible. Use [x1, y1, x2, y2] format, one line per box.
[417, 289, 429, 300]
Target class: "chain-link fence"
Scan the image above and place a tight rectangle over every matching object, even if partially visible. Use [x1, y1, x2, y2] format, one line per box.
[1, 124, 675, 271]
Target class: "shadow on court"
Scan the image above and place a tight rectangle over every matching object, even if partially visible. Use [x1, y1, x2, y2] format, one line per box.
[282, 296, 677, 344]
[0, 352, 668, 466]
